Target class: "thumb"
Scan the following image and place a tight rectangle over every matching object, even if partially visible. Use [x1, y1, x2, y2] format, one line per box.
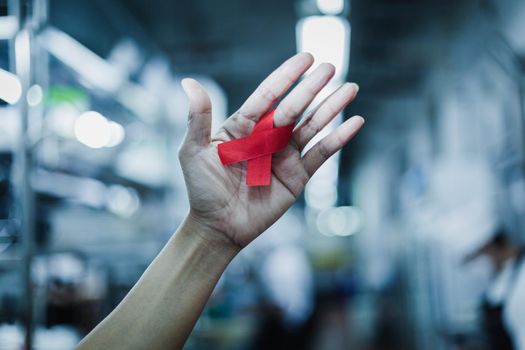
[181, 78, 212, 146]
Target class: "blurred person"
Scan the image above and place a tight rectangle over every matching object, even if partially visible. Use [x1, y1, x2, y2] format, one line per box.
[464, 229, 525, 350]
[75, 52, 364, 350]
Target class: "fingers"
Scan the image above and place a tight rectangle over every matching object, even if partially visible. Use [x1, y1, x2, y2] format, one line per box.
[181, 78, 212, 147]
[237, 52, 314, 122]
[302, 116, 364, 177]
[293, 82, 359, 151]
[273, 63, 335, 128]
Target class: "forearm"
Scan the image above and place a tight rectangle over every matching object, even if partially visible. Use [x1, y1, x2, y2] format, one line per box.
[76, 215, 239, 350]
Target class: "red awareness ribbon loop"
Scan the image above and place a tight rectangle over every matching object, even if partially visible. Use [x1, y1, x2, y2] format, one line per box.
[218, 110, 294, 186]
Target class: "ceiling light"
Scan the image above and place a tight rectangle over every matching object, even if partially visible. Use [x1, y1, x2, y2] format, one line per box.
[316, 0, 345, 15]
[0, 69, 22, 105]
[0, 16, 18, 40]
[27, 84, 43, 106]
[297, 15, 350, 79]
[74, 111, 111, 149]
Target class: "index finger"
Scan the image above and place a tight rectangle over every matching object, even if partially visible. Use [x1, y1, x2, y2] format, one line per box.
[237, 53, 314, 123]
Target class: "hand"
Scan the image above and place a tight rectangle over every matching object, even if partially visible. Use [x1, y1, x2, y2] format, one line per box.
[179, 53, 363, 249]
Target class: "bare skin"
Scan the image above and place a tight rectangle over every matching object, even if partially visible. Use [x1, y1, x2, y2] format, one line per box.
[76, 53, 364, 350]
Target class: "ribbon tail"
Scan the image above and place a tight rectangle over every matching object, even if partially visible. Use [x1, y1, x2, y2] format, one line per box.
[246, 154, 272, 186]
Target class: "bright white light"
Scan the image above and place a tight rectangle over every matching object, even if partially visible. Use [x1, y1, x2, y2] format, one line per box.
[0, 69, 22, 104]
[106, 185, 140, 217]
[261, 246, 314, 324]
[106, 121, 126, 147]
[297, 16, 350, 79]
[0, 16, 18, 39]
[316, 206, 363, 237]
[316, 0, 345, 15]
[73, 111, 125, 148]
[15, 30, 30, 79]
[74, 111, 111, 149]
[27, 84, 43, 106]
[0, 324, 23, 349]
[305, 179, 338, 210]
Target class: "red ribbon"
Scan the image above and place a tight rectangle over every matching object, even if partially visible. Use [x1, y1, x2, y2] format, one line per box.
[218, 110, 294, 186]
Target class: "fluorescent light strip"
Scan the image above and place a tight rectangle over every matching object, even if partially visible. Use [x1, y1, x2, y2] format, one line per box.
[39, 27, 125, 93]
[0, 69, 22, 104]
[296, 16, 351, 79]
[316, 0, 345, 15]
[0, 16, 18, 40]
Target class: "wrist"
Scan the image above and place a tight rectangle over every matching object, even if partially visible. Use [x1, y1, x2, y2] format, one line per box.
[173, 212, 241, 260]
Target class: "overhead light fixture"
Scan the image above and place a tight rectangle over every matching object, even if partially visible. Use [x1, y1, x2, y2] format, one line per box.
[296, 15, 350, 80]
[39, 28, 125, 93]
[74, 111, 120, 149]
[0, 69, 22, 105]
[15, 30, 30, 80]
[74, 111, 111, 149]
[106, 185, 140, 217]
[306, 178, 338, 210]
[27, 84, 43, 106]
[316, 206, 363, 237]
[74, 111, 125, 149]
[0, 16, 18, 40]
[316, 0, 345, 15]
[39, 28, 160, 121]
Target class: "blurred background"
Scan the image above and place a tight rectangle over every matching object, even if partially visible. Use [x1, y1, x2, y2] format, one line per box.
[1, 0, 525, 349]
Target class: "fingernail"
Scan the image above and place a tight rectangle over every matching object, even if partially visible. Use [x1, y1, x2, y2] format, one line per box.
[319, 62, 335, 70]
[353, 115, 365, 125]
[181, 78, 199, 96]
[181, 78, 191, 91]
[349, 82, 359, 93]
[296, 52, 314, 63]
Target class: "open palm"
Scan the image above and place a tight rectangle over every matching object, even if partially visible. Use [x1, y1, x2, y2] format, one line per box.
[179, 53, 363, 248]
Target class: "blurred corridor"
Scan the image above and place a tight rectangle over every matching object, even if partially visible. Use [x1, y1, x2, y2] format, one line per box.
[1, 0, 525, 349]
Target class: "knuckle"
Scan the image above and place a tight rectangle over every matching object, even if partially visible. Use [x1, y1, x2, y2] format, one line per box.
[283, 72, 296, 87]
[322, 101, 339, 118]
[298, 168, 310, 189]
[289, 135, 302, 151]
[303, 81, 320, 98]
[259, 84, 279, 103]
[277, 104, 299, 122]
[232, 112, 256, 134]
[305, 118, 321, 139]
[317, 142, 331, 162]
